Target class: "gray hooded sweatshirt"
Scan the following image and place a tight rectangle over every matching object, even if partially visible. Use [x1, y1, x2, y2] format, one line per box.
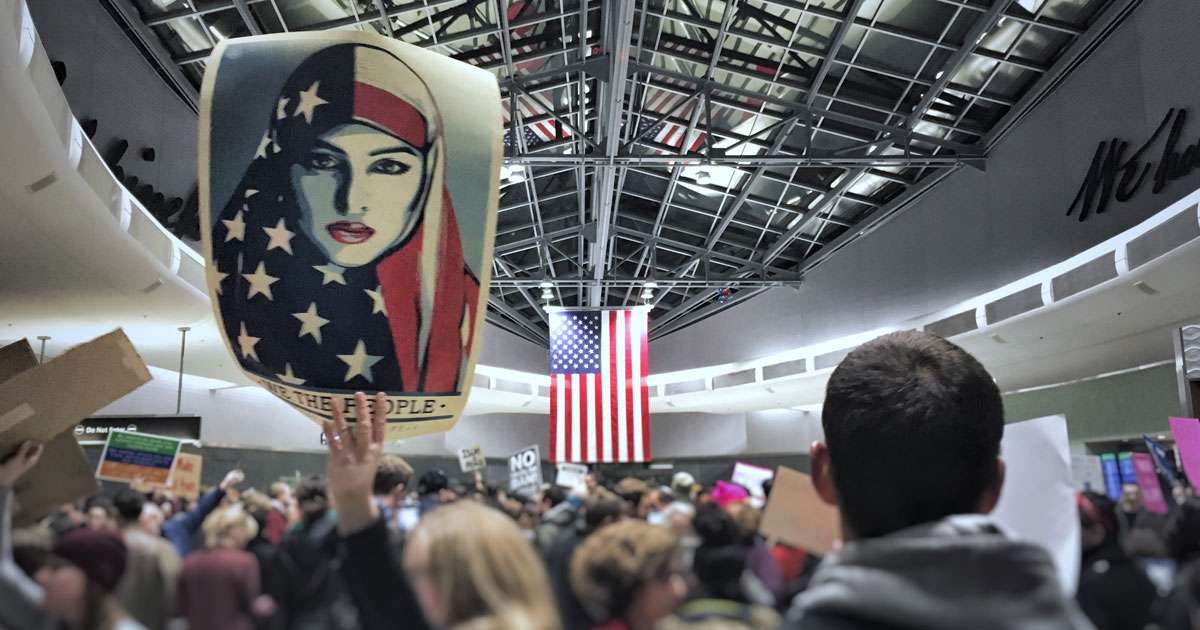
[785, 515, 1095, 630]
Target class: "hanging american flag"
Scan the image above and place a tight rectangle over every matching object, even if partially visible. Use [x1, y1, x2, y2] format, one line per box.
[550, 310, 650, 463]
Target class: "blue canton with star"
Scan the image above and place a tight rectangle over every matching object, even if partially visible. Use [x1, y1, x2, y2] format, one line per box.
[550, 311, 602, 375]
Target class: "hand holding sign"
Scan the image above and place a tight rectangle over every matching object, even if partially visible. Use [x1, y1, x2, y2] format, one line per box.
[324, 392, 386, 535]
[0, 442, 43, 487]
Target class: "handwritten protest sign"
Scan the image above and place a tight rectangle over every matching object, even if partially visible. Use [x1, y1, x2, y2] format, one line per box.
[458, 444, 485, 473]
[168, 453, 203, 500]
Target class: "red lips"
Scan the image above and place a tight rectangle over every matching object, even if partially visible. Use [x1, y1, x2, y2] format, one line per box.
[326, 221, 376, 244]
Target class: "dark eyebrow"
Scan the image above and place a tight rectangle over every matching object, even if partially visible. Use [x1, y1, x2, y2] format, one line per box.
[312, 139, 347, 155]
[369, 145, 422, 157]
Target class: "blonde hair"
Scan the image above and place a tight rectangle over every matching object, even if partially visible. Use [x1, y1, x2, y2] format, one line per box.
[570, 520, 679, 621]
[406, 501, 559, 630]
[201, 507, 258, 548]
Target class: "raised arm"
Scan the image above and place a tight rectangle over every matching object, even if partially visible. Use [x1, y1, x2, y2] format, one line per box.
[0, 442, 57, 630]
[325, 393, 429, 630]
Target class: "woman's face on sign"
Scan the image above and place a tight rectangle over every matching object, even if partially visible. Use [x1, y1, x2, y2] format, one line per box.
[291, 122, 426, 267]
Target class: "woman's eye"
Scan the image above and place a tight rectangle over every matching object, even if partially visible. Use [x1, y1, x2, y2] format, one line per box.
[308, 154, 340, 170]
[370, 159, 411, 175]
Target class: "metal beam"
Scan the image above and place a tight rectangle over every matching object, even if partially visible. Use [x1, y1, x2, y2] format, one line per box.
[588, 0, 635, 307]
[504, 154, 973, 167]
[104, 0, 200, 111]
[627, 61, 983, 155]
[491, 277, 802, 288]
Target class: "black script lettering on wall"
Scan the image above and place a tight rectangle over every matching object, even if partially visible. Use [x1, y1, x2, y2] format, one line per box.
[1067, 108, 1200, 222]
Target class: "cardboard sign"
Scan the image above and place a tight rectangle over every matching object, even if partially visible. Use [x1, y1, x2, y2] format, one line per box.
[1131, 452, 1169, 515]
[508, 445, 542, 496]
[97, 431, 182, 485]
[1170, 417, 1200, 488]
[993, 415, 1080, 596]
[555, 463, 588, 489]
[1070, 455, 1105, 493]
[731, 461, 775, 497]
[1101, 453, 1122, 500]
[168, 453, 203, 500]
[199, 32, 503, 440]
[758, 467, 840, 555]
[457, 444, 485, 473]
[0, 331, 151, 516]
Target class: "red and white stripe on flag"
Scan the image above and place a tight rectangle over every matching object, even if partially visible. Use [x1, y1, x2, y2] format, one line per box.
[549, 310, 650, 463]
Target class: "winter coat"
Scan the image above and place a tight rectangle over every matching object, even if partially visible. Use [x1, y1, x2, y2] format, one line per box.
[659, 599, 781, 630]
[1076, 538, 1158, 630]
[784, 515, 1095, 630]
[265, 514, 359, 630]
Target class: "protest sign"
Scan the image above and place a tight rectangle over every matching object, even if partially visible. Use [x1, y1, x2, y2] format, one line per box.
[555, 463, 588, 489]
[1144, 435, 1179, 485]
[200, 31, 503, 441]
[1130, 453, 1169, 514]
[993, 415, 1079, 596]
[1170, 417, 1200, 487]
[731, 461, 774, 497]
[1101, 453, 1122, 500]
[168, 453, 203, 500]
[97, 431, 182, 486]
[457, 444, 485, 473]
[1070, 455, 1105, 493]
[759, 466, 840, 554]
[508, 445, 542, 496]
[0, 330, 151, 517]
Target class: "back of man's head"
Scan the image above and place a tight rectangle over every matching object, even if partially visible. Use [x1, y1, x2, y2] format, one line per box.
[373, 455, 415, 497]
[542, 485, 567, 510]
[822, 331, 1004, 539]
[583, 488, 624, 529]
[296, 474, 329, 519]
[112, 489, 146, 524]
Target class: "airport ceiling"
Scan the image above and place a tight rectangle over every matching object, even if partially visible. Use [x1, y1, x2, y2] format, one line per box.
[105, 0, 1130, 344]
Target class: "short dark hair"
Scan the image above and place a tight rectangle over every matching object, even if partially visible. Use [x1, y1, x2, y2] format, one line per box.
[418, 469, 449, 495]
[112, 490, 145, 522]
[584, 488, 624, 528]
[823, 331, 1003, 538]
[296, 474, 329, 520]
[542, 486, 567, 508]
[373, 455, 415, 496]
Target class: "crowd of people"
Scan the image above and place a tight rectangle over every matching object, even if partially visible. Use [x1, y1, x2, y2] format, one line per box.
[2, 331, 1200, 629]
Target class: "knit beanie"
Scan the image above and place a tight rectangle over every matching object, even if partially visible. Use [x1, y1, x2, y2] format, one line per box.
[53, 528, 127, 591]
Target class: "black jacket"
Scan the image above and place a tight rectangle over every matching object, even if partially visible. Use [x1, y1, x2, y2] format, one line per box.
[341, 518, 431, 630]
[546, 523, 597, 630]
[1076, 539, 1158, 630]
[266, 514, 360, 630]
